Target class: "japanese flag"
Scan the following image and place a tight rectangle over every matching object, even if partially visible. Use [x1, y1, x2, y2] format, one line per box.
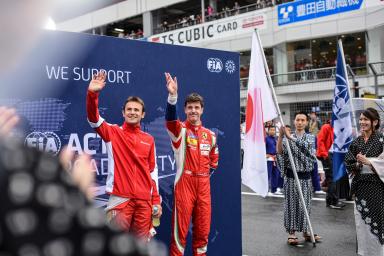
[241, 31, 278, 197]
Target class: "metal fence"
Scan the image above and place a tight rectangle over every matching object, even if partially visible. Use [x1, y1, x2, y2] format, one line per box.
[369, 61, 384, 74]
[368, 61, 384, 96]
[239, 65, 364, 89]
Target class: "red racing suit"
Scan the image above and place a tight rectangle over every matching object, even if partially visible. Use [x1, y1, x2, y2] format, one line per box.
[166, 95, 219, 256]
[316, 123, 334, 159]
[86, 90, 160, 238]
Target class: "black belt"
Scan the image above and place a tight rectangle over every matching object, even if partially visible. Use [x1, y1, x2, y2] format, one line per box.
[286, 168, 311, 180]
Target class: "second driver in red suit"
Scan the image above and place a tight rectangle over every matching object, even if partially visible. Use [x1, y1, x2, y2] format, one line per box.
[164, 72, 219, 255]
[86, 71, 162, 240]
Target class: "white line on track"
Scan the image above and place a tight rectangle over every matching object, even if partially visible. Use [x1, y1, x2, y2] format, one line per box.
[241, 191, 354, 204]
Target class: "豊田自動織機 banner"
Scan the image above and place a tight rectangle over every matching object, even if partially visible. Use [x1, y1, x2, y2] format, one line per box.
[278, 0, 364, 26]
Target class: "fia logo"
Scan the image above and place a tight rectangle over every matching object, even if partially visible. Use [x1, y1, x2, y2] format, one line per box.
[207, 58, 223, 73]
[279, 5, 294, 19]
[24, 131, 62, 156]
[225, 60, 236, 74]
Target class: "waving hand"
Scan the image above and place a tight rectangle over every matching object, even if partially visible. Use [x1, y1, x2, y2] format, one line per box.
[165, 72, 178, 96]
[88, 71, 106, 92]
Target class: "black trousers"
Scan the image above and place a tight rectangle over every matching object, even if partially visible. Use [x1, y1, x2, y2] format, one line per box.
[320, 153, 339, 206]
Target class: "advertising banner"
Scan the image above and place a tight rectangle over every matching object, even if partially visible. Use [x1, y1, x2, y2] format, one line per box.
[0, 31, 241, 256]
[149, 11, 266, 45]
[278, 0, 364, 26]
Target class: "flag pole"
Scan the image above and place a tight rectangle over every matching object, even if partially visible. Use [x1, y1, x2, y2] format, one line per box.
[338, 39, 358, 133]
[254, 29, 317, 247]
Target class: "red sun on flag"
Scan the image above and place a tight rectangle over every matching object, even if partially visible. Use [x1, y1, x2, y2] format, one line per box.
[245, 93, 253, 134]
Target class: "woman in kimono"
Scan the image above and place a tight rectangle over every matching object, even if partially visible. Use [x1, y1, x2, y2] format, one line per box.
[345, 107, 384, 255]
[277, 112, 320, 245]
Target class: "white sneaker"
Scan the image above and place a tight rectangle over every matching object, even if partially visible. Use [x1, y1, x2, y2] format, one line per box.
[315, 190, 326, 195]
[275, 188, 283, 195]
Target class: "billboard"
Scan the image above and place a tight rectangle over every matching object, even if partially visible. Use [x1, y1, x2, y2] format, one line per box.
[278, 0, 364, 26]
[149, 11, 266, 45]
[0, 31, 241, 256]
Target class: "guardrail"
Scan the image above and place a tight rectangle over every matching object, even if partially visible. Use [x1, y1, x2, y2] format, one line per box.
[368, 61, 384, 96]
[239, 65, 365, 88]
[369, 62, 384, 75]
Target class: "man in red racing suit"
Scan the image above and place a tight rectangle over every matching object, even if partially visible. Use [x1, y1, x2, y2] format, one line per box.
[164, 73, 219, 255]
[86, 71, 162, 240]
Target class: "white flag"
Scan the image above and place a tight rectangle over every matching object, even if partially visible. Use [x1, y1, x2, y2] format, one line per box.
[241, 31, 278, 196]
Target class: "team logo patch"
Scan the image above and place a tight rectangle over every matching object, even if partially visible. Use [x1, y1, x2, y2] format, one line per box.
[200, 143, 210, 156]
[200, 144, 211, 151]
[202, 132, 208, 140]
[187, 136, 198, 146]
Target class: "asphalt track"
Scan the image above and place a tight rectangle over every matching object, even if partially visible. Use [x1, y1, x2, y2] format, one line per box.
[241, 185, 357, 256]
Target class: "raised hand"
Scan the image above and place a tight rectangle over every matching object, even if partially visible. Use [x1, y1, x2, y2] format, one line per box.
[165, 72, 178, 96]
[88, 70, 106, 92]
[0, 107, 19, 137]
[278, 126, 292, 140]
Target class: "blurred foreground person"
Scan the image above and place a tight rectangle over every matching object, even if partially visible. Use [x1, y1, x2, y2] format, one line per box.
[345, 108, 384, 256]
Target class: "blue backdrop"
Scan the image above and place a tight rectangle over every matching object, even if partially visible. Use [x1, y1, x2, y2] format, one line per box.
[0, 31, 241, 255]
